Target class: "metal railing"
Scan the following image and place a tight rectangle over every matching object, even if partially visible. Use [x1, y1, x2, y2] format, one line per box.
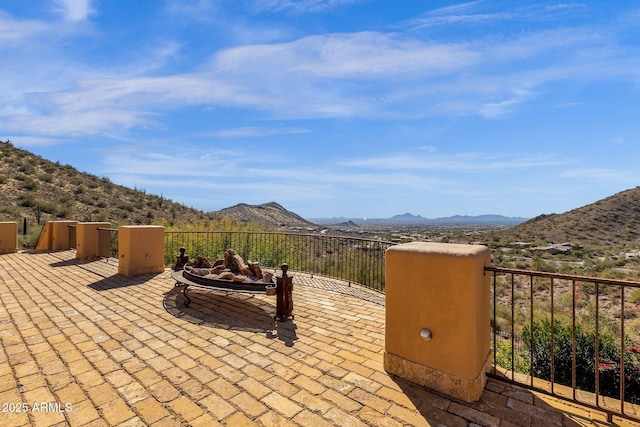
[486, 266, 640, 422]
[68, 224, 77, 250]
[98, 228, 118, 259]
[164, 231, 396, 292]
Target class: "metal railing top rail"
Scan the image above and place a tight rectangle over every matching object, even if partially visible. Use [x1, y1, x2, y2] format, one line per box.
[485, 265, 640, 423]
[485, 265, 640, 287]
[165, 229, 397, 245]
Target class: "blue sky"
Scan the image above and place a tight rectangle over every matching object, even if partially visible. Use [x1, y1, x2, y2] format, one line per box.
[2, 1, 640, 219]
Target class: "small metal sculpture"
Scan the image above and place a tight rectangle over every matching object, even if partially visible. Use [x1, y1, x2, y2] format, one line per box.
[174, 246, 189, 271]
[276, 263, 294, 321]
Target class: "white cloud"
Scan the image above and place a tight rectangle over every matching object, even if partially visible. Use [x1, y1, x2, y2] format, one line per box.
[252, 0, 364, 15]
[210, 127, 311, 138]
[428, 1, 483, 15]
[211, 32, 480, 79]
[560, 168, 640, 184]
[3, 136, 63, 147]
[478, 86, 536, 119]
[52, 0, 95, 22]
[0, 11, 49, 44]
[405, 1, 590, 31]
[3, 4, 640, 139]
[341, 151, 564, 173]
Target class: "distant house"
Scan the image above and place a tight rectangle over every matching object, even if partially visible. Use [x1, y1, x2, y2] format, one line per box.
[531, 243, 572, 255]
[621, 251, 640, 259]
[511, 241, 533, 249]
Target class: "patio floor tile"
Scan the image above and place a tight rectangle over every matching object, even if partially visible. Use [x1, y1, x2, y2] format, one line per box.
[0, 250, 637, 426]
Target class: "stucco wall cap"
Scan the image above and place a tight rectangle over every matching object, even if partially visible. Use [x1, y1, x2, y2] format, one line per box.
[386, 241, 488, 257]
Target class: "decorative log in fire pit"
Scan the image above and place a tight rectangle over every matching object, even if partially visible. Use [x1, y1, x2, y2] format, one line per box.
[170, 248, 293, 321]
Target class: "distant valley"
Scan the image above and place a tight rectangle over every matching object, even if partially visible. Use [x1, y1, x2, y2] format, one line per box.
[310, 213, 528, 227]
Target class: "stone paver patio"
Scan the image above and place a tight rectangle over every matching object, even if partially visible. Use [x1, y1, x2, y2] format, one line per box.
[0, 250, 638, 426]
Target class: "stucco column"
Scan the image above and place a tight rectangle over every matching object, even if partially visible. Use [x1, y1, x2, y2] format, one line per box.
[0, 222, 18, 254]
[34, 220, 78, 251]
[384, 242, 491, 402]
[76, 222, 111, 260]
[118, 225, 165, 277]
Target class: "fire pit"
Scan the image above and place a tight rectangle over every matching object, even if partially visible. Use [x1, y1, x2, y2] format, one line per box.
[170, 248, 293, 321]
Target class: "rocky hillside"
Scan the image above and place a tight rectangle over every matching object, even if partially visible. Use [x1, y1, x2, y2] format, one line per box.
[495, 187, 640, 249]
[216, 202, 318, 229]
[0, 140, 224, 227]
[0, 140, 317, 232]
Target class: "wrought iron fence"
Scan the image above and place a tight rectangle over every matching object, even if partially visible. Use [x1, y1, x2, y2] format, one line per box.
[98, 228, 118, 259]
[68, 224, 77, 250]
[164, 231, 395, 292]
[486, 266, 640, 422]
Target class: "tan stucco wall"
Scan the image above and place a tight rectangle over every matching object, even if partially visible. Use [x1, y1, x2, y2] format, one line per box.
[118, 225, 165, 277]
[34, 221, 78, 251]
[76, 222, 111, 260]
[0, 222, 18, 254]
[384, 242, 491, 402]
[34, 222, 52, 251]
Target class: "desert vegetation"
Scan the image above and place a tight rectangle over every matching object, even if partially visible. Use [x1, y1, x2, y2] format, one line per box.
[491, 269, 640, 404]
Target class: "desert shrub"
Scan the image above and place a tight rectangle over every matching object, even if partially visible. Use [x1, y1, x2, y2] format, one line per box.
[532, 255, 555, 272]
[92, 210, 108, 222]
[38, 201, 58, 214]
[0, 205, 20, 217]
[118, 203, 134, 212]
[492, 303, 513, 333]
[18, 224, 43, 249]
[521, 318, 640, 403]
[601, 268, 626, 280]
[38, 173, 53, 183]
[20, 178, 38, 190]
[18, 163, 36, 174]
[59, 195, 75, 206]
[18, 193, 37, 207]
[62, 165, 77, 176]
[56, 206, 72, 218]
[494, 337, 530, 373]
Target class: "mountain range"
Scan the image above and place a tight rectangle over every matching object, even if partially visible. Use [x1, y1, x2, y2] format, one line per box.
[310, 213, 528, 226]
